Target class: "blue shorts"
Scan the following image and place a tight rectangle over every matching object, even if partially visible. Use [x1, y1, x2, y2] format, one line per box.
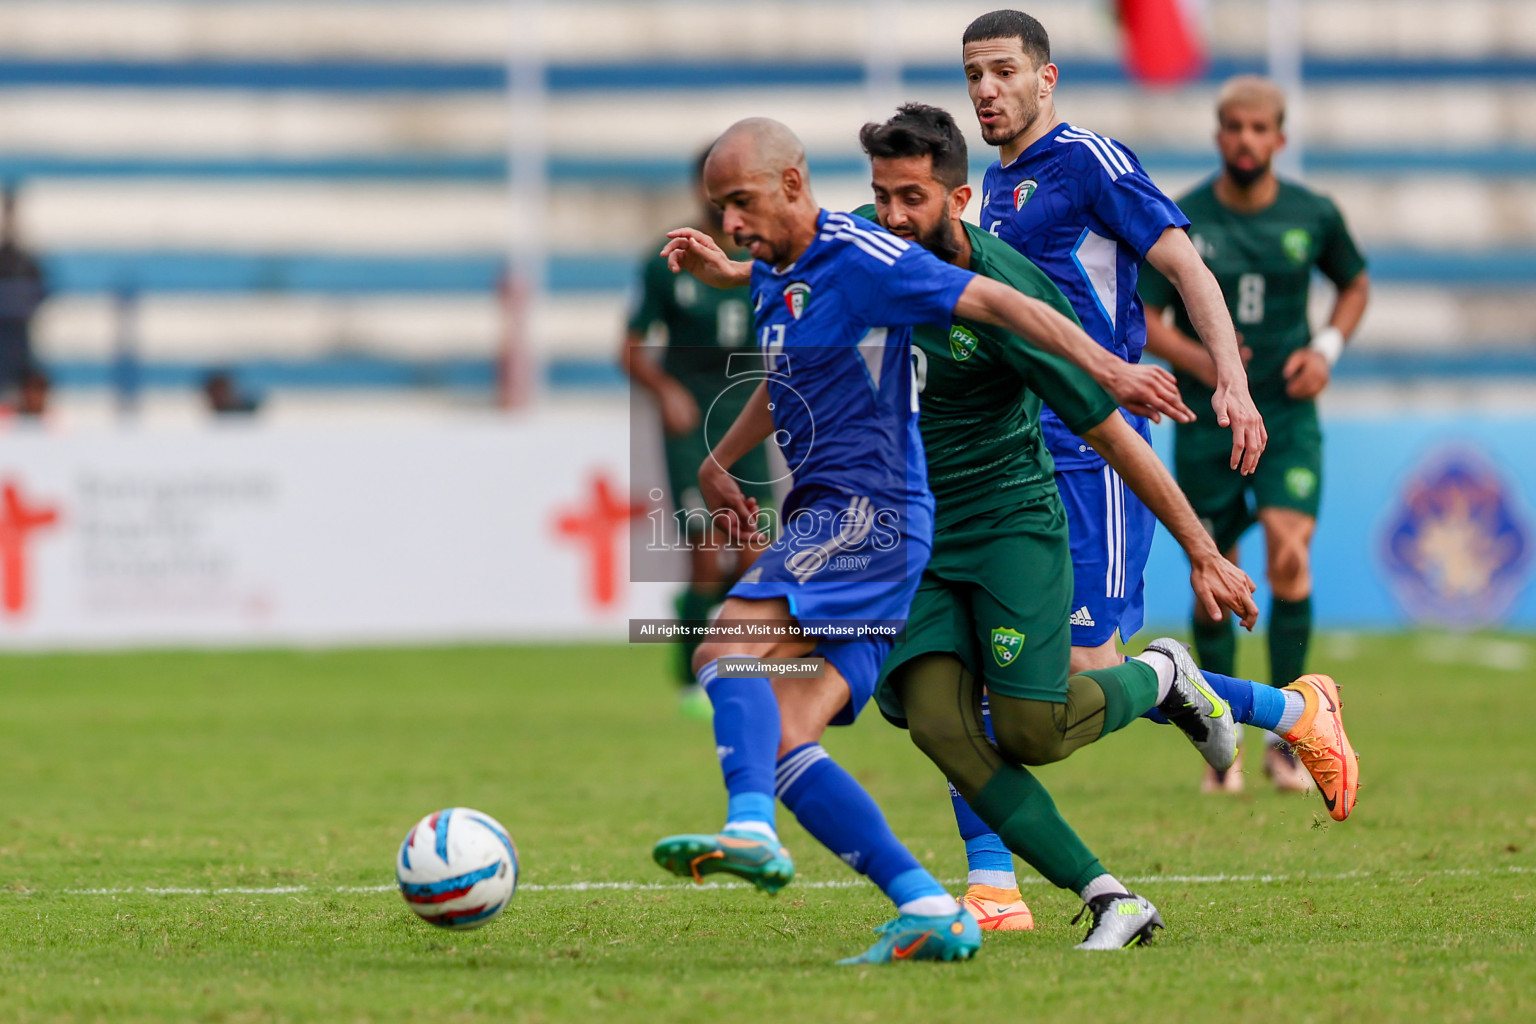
[1056, 464, 1154, 647]
[727, 493, 932, 726]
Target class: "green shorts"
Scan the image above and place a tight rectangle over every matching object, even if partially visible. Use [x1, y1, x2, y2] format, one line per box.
[664, 431, 772, 533]
[1174, 399, 1322, 553]
[875, 500, 1073, 726]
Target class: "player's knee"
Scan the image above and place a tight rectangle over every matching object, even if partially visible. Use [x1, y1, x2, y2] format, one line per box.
[690, 642, 721, 676]
[991, 725, 1066, 768]
[906, 710, 969, 768]
[1267, 540, 1310, 594]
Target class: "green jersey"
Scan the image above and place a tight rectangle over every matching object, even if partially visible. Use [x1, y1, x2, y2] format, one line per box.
[1139, 179, 1366, 415]
[853, 207, 1118, 529]
[626, 244, 755, 401]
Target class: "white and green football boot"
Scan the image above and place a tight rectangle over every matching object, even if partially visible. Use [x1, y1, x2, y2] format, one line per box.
[1145, 637, 1239, 771]
[1073, 893, 1164, 950]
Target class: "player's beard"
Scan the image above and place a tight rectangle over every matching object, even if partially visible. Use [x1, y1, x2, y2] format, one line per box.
[915, 215, 962, 264]
[980, 92, 1039, 148]
[735, 233, 779, 264]
[1224, 157, 1270, 188]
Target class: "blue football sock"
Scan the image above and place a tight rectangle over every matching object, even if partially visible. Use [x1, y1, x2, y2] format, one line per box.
[1251, 682, 1292, 733]
[951, 783, 1015, 883]
[777, 743, 949, 910]
[1140, 664, 1288, 732]
[948, 695, 1014, 883]
[1198, 670, 1290, 731]
[700, 659, 780, 835]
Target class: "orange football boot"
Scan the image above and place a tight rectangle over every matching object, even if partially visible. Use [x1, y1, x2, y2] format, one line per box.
[1281, 674, 1359, 821]
[962, 884, 1035, 931]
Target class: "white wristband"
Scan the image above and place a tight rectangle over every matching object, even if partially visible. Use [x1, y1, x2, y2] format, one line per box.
[1309, 326, 1345, 368]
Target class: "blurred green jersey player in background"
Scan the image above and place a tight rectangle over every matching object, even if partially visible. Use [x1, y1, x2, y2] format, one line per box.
[621, 150, 774, 716]
[1141, 76, 1370, 793]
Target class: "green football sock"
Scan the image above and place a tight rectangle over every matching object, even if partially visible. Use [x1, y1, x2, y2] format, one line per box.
[971, 763, 1105, 893]
[1268, 595, 1312, 686]
[1193, 615, 1237, 677]
[1078, 659, 1159, 737]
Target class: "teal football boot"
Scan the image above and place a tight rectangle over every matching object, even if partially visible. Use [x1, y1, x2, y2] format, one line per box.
[837, 907, 982, 965]
[652, 830, 794, 894]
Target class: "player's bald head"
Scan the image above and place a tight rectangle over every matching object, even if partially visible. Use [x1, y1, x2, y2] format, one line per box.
[1217, 75, 1286, 128]
[705, 117, 808, 184]
[700, 119, 817, 268]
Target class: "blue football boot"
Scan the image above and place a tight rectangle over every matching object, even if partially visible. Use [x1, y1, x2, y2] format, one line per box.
[836, 906, 982, 965]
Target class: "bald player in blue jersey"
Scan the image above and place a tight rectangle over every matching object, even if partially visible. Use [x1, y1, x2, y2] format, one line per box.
[648, 117, 1192, 965]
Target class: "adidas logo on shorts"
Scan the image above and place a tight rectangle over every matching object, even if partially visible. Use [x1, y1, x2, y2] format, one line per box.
[1069, 606, 1096, 628]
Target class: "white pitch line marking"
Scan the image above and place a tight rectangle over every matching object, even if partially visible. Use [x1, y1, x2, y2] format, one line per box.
[3, 865, 1527, 898]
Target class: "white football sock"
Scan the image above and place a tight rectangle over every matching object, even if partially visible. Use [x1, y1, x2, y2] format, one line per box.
[723, 820, 778, 842]
[899, 893, 962, 917]
[1275, 689, 1307, 735]
[1133, 651, 1176, 703]
[967, 869, 1019, 890]
[1079, 873, 1127, 903]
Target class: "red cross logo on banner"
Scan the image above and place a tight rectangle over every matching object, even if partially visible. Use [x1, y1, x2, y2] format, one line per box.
[0, 480, 60, 616]
[553, 473, 645, 608]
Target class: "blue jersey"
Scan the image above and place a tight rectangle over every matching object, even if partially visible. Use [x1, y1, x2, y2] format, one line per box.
[748, 209, 974, 528]
[981, 123, 1189, 470]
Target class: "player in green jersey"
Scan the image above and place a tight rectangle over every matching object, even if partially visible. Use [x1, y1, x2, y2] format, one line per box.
[1140, 77, 1370, 792]
[851, 104, 1317, 949]
[621, 150, 773, 716]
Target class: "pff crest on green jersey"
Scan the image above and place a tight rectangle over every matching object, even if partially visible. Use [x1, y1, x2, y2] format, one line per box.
[948, 325, 979, 361]
[991, 626, 1026, 666]
[1281, 228, 1312, 265]
[783, 281, 812, 320]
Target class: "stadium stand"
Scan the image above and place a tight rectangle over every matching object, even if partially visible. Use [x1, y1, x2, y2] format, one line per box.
[0, 0, 1532, 398]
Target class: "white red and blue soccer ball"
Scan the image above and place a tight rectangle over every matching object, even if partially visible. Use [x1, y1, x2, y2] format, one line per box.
[396, 807, 519, 929]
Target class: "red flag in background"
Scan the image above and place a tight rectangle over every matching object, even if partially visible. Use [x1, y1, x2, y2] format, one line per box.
[1116, 0, 1208, 84]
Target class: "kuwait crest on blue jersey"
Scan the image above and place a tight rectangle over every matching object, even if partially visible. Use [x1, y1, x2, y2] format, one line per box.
[1013, 178, 1038, 209]
[1380, 447, 1532, 626]
[783, 281, 812, 320]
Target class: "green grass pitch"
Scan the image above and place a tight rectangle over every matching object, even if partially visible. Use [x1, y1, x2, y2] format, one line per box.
[2, 632, 1533, 1022]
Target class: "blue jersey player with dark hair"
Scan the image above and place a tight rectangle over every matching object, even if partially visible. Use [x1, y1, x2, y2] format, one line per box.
[648, 117, 1190, 965]
[934, 9, 1286, 907]
[963, 8, 1266, 671]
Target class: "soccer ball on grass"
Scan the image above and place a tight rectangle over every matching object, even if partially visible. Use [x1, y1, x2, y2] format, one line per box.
[396, 807, 519, 929]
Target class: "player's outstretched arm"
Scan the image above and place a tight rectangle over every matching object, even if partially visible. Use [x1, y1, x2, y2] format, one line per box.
[697, 380, 774, 540]
[1081, 410, 1259, 629]
[954, 276, 1194, 425]
[661, 229, 753, 289]
[1141, 305, 1253, 390]
[1146, 227, 1267, 475]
